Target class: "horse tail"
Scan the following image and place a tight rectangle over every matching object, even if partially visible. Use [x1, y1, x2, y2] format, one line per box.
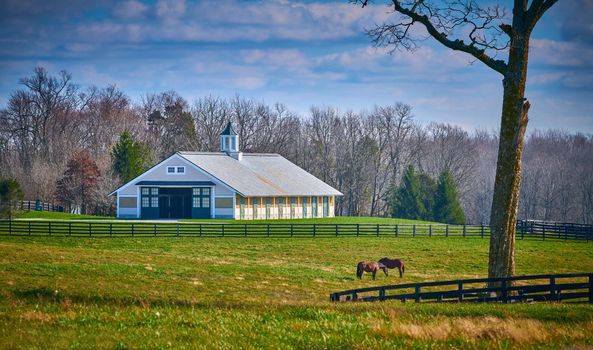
[356, 262, 363, 279]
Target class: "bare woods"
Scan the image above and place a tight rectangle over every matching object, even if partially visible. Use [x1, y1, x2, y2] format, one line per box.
[1, 68, 592, 223]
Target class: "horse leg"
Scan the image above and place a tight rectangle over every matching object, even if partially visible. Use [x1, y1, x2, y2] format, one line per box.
[372, 270, 376, 280]
[399, 266, 403, 278]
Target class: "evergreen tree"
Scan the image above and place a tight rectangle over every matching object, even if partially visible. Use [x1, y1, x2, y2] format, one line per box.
[111, 131, 152, 183]
[0, 178, 24, 219]
[418, 173, 437, 221]
[391, 165, 426, 220]
[433, 170, 465, 224]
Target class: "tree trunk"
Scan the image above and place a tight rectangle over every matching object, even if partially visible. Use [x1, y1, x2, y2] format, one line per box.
[488, 32, 530, 283]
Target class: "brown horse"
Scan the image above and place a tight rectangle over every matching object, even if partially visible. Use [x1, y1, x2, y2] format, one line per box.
[356, 261, 388, 280]
[378, 257, 405, 278]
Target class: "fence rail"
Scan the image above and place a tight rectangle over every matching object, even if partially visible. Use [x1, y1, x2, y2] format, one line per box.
[16, 200, 64, 213]
[0, 220, 591, 241]
[330, 273, 593, 304]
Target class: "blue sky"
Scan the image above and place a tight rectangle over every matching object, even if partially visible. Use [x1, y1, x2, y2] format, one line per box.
[1, 0, 592, 132]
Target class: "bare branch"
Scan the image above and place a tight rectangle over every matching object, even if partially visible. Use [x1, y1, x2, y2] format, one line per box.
[367, 1, 508, 75]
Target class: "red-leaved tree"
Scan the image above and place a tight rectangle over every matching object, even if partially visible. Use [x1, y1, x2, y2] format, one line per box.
[56, 151, 101, 214]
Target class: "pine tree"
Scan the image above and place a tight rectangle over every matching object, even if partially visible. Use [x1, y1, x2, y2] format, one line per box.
[418, 173, 437, 221]
[433, 170, 465, 224]
[111, 131, 152, 184]
[0, 178, 24, 219]
[391, 165, 426, 220]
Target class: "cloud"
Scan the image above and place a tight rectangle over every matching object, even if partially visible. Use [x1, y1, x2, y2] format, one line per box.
[233, 76, 266, 90]
[113, 0, 148, 20]
[530, 39, 593, 67]
[156, 0, 186, 18]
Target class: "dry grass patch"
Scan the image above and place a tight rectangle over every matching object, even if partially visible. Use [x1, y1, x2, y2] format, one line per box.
[382, 316, 549, 343]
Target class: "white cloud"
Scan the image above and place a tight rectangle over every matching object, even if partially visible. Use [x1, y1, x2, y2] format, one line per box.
[113, 0, 148, 20]
[156, 0, 186, 19]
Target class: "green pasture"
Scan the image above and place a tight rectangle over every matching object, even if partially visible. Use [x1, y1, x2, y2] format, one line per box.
[1, 235, 592, 349]
[13, 210, 436, 225]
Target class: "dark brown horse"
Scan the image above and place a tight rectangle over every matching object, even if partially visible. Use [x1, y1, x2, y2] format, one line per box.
[378, 257, 405, 278]
[356, 261, 388, 280]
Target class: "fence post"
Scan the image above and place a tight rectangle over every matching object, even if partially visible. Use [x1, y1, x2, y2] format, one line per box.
[429, 225, 432, 237]
[8, 220, 12, 235]
[267, 224, 270, 238]
[395, 224, 398, 238]
[501, 279, 508, 303]
[28, 221, 32, 236]
[356, 224, 360, 237]
[379, 287, 385, 301]
[463, 225, 466, 238]
[458, 282, 464, 302]
[376, 224, 379, 237]
[221, 224, 225, 238]
[415, 285, 421, 303]
[48, 221, 52, 236]
[521, 222, 525, 240]
[244, 224, 247, 238]
[481, 224, 484, 238]
[177, 224, 180, 238]
[110, 223, 113, 238]
[132, 223, 134, 237]
[313, 224, 316, 238]
[413, 224, 416, 237]
[335, 224, 338, 237]
[550, 276, 557, 301]
[199, 224, 202, 238]
[446, 225, 449, 238]
[290, 224, 294, 238]
[88, 222, 92, 237]
[542, 225, 546, 241]
[588, 274, 593, 303]
[69, 222, 72, 237]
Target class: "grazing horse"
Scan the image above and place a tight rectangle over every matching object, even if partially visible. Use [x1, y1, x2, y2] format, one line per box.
[378, 257, 405, 278]
[356, 261, 388, 280]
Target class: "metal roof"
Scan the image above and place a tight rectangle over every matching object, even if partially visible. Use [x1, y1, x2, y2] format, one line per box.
[135, 181, 215, 186]
[178, 152, 343, 197]
[220, 122, 237, 136]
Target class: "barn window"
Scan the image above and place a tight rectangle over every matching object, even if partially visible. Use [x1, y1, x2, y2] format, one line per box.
[177, 166, 185, 174]
[167, 166, 175, 174]
[142, 197, 150, 208]
[303, 197, 308, 218]
[240, 197, 245, 220]
[278, 197, 283, 218]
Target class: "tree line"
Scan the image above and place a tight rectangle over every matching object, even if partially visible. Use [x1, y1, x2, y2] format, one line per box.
[1, 67, 592, 223]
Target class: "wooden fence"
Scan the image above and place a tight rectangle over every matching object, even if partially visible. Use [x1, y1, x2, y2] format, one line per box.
[16, 200, 64, 213]
[517, 220, 593, 241]
[330, 273, 593, 304]
[0, 220, 591, 241]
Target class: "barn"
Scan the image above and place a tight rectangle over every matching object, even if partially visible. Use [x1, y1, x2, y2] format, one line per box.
[109, 123, 342, 219]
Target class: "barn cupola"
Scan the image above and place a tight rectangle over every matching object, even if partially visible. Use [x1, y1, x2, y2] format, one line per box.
[220, 122, 242, 160]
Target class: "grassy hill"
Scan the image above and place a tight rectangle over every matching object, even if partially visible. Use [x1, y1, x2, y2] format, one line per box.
[0, 236, 591, 349]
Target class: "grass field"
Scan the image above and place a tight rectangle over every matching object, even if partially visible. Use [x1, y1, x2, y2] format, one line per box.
[13, 210, 436, 225]
[1, 235, 592, 349]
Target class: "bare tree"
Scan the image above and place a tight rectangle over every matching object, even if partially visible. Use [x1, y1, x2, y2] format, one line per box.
[355, 0, 560, 280]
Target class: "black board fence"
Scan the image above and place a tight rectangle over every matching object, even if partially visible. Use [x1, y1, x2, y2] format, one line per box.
[0, 220, 591, 241]
[330, 273, 593, 304]
[16, 200, 64, 213]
